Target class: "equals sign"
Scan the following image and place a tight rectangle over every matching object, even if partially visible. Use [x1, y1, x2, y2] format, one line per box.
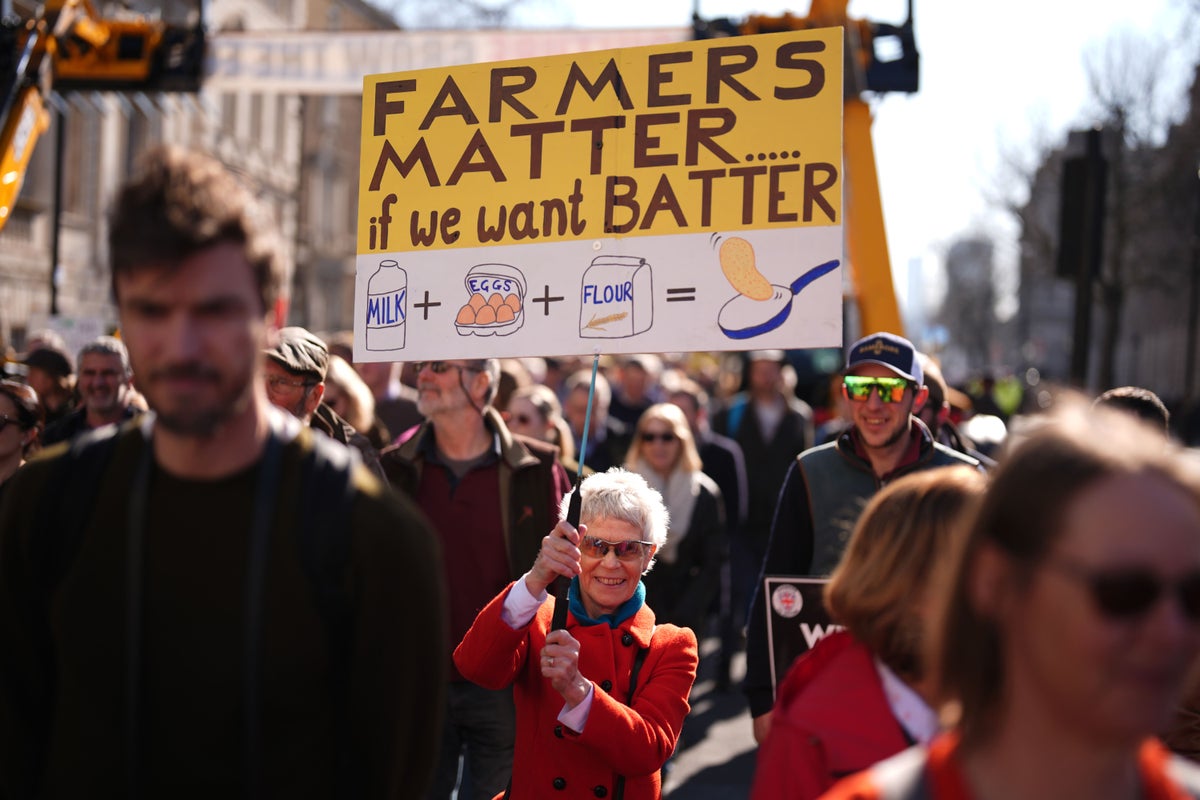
[666, 287, 696, 302]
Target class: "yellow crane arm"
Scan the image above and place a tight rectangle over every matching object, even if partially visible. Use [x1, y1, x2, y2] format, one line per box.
[0, 1, 204, 234]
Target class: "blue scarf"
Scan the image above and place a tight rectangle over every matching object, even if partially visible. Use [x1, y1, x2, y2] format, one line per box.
[568, 576, 645, 628]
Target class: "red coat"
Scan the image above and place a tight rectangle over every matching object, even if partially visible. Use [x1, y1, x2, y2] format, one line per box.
[454, 585, 698, 800]
[751, 631, 911, 800]
[819, 733, 1200, 800]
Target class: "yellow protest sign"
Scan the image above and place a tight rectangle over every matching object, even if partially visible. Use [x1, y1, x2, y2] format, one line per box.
[355, 28, 843, 361]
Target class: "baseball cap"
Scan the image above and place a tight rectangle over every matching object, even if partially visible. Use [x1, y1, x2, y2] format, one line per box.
[264, 327, 329, 382]
[21, 345, 75, 379]
[845, 332, 923, 385]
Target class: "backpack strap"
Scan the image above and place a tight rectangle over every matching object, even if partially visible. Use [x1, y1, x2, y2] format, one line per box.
[725, 398, 749, 440]
[295, 433, 359, 795]
[31, 422, 130, 606]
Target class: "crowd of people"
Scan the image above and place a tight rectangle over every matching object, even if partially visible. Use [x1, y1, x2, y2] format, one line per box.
[2, 145, 1199, 800]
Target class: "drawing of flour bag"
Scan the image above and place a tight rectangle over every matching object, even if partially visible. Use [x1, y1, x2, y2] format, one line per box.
[456, 264, 526, 337]
[580, 256, 653, 339]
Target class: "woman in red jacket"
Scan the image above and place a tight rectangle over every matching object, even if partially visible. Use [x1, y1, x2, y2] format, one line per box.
[820, 397, 1200, 799]
[751, 466, 987, 800]
[455, 468, 698, 800]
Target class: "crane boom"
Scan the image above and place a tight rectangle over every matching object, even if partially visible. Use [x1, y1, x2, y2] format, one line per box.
[694, 0, 918, 338]
[0, 0, 204, 231]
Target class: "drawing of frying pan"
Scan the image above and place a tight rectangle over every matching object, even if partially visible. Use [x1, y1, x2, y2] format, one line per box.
[718, 259, 840, 340]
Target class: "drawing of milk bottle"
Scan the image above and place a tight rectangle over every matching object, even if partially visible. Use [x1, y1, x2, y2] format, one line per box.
[365, 260, 408, 351]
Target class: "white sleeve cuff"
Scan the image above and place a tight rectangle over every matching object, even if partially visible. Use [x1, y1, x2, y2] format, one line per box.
[501, 571, 549, 629]
[557, 682, 595, 733]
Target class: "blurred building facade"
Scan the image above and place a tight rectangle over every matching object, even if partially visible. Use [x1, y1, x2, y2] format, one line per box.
[0, 7, 689, 353]
[0, 0, 393, 351]
[1013, 68, 1200, 404]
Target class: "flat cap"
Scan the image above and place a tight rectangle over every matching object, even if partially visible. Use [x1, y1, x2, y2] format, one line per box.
[264, 327, 328, 382]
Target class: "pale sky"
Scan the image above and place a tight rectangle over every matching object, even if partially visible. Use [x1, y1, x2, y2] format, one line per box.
[498, 0, 1198, 327]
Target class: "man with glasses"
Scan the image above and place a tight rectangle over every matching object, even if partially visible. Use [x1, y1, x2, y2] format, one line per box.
[743, 332, 981, 744]
[381, 359, 572, 800]
[263, 326, 385, 479]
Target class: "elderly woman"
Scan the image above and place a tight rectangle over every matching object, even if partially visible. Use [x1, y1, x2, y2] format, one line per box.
[0, 380, 43, 501]
[624, 402, 725, 634]
[751, 466, 985, 800]
[820, 398, 1200, 799]
[454, 468, 699, 800]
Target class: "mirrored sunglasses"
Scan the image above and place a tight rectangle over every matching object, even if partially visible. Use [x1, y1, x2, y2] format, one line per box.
[843, 375, 911, 404]
[581, 535, 655, 561]
[1046, 558, 1200, 622]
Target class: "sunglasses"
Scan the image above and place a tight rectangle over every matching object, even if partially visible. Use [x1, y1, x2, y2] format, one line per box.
[265, 375, 316, 393]
[842, 375, 911, 404]
[640, 431, 677, 444]
[581, 535, 655, 561]
[1046, 557, 1200, 622]
[413, 361, 479, 375]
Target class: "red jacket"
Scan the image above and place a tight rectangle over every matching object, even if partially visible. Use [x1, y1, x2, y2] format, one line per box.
[751, 631, 912, 800]
[454, 585, 698, 800]
[818, 733, 1200, 800]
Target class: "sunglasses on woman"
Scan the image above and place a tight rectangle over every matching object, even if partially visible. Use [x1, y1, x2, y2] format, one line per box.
[1046, 557, 1200, 622]
[640, 431, 677, 444]
[842, 375, 911, 404]
[580, 535, 655, 561]
[413, 361, 478, 375]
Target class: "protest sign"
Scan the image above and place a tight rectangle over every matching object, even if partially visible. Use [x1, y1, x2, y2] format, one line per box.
[355, 29, 843, 362]
[763, 575, 843, 691]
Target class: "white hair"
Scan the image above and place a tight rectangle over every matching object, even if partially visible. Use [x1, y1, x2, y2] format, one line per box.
[559, 467, 670, 572]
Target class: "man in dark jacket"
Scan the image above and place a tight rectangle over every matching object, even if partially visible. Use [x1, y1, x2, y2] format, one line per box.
[381, 358, 572, 800]
[744, 332, 981, 744]
[262, 326, 384, 478]
[711, 349, 814, 684]
[0, 145, 446, 799]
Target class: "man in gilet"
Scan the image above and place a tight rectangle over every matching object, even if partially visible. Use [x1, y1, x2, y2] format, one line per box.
[744, 332, 981, 744]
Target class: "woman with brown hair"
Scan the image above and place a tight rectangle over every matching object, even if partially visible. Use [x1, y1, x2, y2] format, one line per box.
[0, 380, 44, 500]
[506, 383, 582, 474]
[751, 466, 986, 800]
[819, 398, 1200, 799]
[624, 402, 725, 634]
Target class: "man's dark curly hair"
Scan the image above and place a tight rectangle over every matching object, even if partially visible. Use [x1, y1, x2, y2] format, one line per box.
[107, 146, 284, 313]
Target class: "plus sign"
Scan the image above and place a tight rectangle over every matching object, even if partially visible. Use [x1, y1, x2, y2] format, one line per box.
[414, 290, 441, 320]
[532, 284, 564, 316]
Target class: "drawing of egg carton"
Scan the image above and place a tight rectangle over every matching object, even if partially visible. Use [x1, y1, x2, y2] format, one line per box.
[455, 263, 526, 337]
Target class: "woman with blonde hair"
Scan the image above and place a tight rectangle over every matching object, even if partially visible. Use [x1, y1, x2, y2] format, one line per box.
[819, 399, 1200, 799]
[624, 402, 724, 634]
[751, 466, 986, 800]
